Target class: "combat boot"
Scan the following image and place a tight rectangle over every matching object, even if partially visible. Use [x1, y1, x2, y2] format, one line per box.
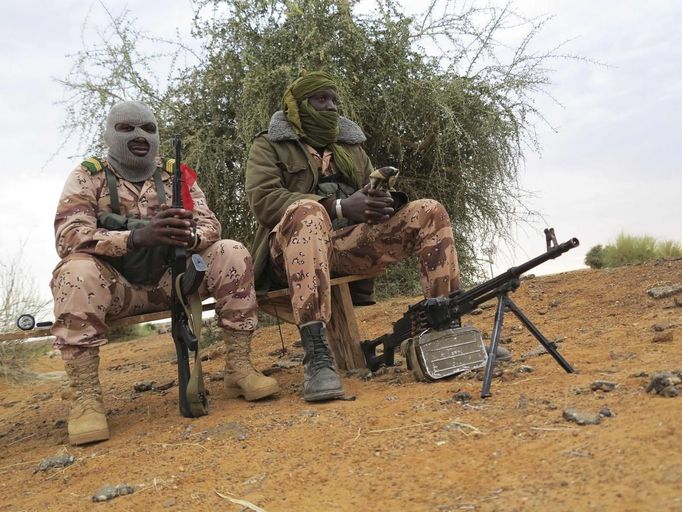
[299, 322, 344, 401]
[62, 347, 110, 446]
[223, 330, 279, 401]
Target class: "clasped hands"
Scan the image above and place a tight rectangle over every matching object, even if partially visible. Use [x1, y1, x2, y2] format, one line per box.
[129, 205, 196, 248]
[341, 179, 395, 225]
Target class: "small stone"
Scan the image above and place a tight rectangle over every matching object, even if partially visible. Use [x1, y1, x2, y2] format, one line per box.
[153, 380, 175, 391]
[590, 380, 616, 392]
[562, 407, 602, 425]
[660, 386, 679, 398]
[599, 406, 614, 417]
[162, 498, 176, 508]
[299, 410, 316, 417]
[647, 284, 682, 299]
[133, 381, 154, 392]
[652, 331, 674, 343]
[516, 365, 534, 374]
[34, 454, 75, 473]
[470, 308, 483, 315]
[517, 394, 528, 409]
[92, 484, 135, 502]
[631, 371, 649, 378]
[54, 419, 67, 429]
[452, 391, 471, 403]
[653, 323, 674, 332]
[646, 373, 682, 395]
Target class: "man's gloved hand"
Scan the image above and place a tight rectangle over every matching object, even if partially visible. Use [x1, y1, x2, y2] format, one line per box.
[130, 205, 195, 248]
[341, 184, 395, 224]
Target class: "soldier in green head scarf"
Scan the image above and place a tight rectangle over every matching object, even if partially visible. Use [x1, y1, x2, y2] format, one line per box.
[281, 71, 357, 188]
[246, 70, 487, 403]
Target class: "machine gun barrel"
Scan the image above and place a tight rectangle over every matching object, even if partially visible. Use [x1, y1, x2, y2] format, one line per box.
[451, 237, 580, 308]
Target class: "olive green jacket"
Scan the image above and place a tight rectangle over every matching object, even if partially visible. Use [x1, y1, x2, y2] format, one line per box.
[245, 111, 374, 293]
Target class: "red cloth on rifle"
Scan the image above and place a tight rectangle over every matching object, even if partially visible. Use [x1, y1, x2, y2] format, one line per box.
[180, 163, 196, 211]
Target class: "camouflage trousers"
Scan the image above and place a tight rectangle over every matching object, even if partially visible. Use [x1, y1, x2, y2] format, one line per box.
[51, 239, 258, 352]
[270, 198, 460, 325]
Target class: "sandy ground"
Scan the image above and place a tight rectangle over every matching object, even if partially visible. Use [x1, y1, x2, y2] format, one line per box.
[0, 259, 681, 512]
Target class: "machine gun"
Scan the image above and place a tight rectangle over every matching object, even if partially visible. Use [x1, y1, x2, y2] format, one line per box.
[361, 229, 579, 397]
[170, 135, 209, 418]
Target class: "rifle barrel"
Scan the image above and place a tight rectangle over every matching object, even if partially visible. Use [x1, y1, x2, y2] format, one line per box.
[172, 135, 182, 209]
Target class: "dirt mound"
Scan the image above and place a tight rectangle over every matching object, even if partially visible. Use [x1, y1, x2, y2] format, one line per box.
[1, 260, 681, 511]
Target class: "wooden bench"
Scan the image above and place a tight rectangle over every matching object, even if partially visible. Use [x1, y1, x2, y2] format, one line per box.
[0, 274, 374, 371]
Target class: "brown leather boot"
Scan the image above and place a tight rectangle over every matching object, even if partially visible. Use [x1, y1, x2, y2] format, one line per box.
[223, 330, 279, 401]
[62, 347, 110, 446]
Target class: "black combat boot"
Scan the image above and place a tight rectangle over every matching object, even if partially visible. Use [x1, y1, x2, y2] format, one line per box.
[299, 322, 345, 401]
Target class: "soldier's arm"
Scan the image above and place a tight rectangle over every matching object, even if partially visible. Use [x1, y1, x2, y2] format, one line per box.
[245, 136, 322, 229]
[187, 180, 221, 249]
[54, 166, 129, 258]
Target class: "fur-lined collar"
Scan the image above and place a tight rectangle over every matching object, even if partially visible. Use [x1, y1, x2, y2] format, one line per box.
[265, 111, 366, 145]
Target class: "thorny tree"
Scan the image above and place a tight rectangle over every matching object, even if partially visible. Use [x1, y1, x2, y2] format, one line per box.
[58, 0, 574, 286]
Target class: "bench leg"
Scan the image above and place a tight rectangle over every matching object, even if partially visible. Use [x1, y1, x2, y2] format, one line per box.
[327, 282, 366, 371]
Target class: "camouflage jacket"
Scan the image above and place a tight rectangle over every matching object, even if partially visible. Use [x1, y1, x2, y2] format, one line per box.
[54, 157, 221, 260]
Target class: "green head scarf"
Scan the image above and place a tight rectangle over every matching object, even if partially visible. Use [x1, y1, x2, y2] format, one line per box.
[282, 71, 357, 187]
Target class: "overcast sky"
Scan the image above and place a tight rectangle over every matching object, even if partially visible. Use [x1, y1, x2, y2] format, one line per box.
[1, 0, 680, 311]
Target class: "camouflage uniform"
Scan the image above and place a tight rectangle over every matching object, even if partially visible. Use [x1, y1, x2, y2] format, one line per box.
[51, 159, 257, 351]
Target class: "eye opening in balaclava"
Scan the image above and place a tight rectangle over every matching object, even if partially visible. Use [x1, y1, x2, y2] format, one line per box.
[104, 101, 160, 182]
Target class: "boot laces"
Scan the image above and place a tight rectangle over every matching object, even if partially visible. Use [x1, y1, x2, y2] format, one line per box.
[310, 332, 335, 372]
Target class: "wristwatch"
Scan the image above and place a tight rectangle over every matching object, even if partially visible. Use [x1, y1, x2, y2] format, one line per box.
[335, 199, 344, 220]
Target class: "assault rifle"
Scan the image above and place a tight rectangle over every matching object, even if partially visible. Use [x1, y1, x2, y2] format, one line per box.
[170, 135, 209, 418]
[361, 229, 579, 397]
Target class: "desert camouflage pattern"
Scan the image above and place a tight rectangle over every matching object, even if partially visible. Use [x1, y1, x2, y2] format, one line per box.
[54, 159, 220, 258]
[51, 162, 257, 348]
[270, 198, 460, 324]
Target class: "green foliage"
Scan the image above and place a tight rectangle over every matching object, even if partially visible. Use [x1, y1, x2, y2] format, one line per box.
[58, 0, 570, 284]
[199, 318, 223, 350]
[0, 340, 51, 382]
[584, 244, 605, 269]
[656, 239, 682, 259]
[584, 234, 682, 269]
[375, 258, 422, 300]
[109, 322, 157, 343]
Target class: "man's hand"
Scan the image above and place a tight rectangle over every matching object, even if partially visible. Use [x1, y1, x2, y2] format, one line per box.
[130, 205, 195, 248]
[341, 184, 394, 224]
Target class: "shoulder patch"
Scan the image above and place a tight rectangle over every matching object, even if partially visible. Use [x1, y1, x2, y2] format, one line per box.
[162, 158, 176, 175]
[81, 157, 105, 175]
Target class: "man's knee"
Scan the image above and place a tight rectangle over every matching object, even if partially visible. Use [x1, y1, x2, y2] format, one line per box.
[282, 199, 331, 226]
[408, 198, 447, 214]
[204, 239, 253, 268]
[51, 255, 109, 294]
